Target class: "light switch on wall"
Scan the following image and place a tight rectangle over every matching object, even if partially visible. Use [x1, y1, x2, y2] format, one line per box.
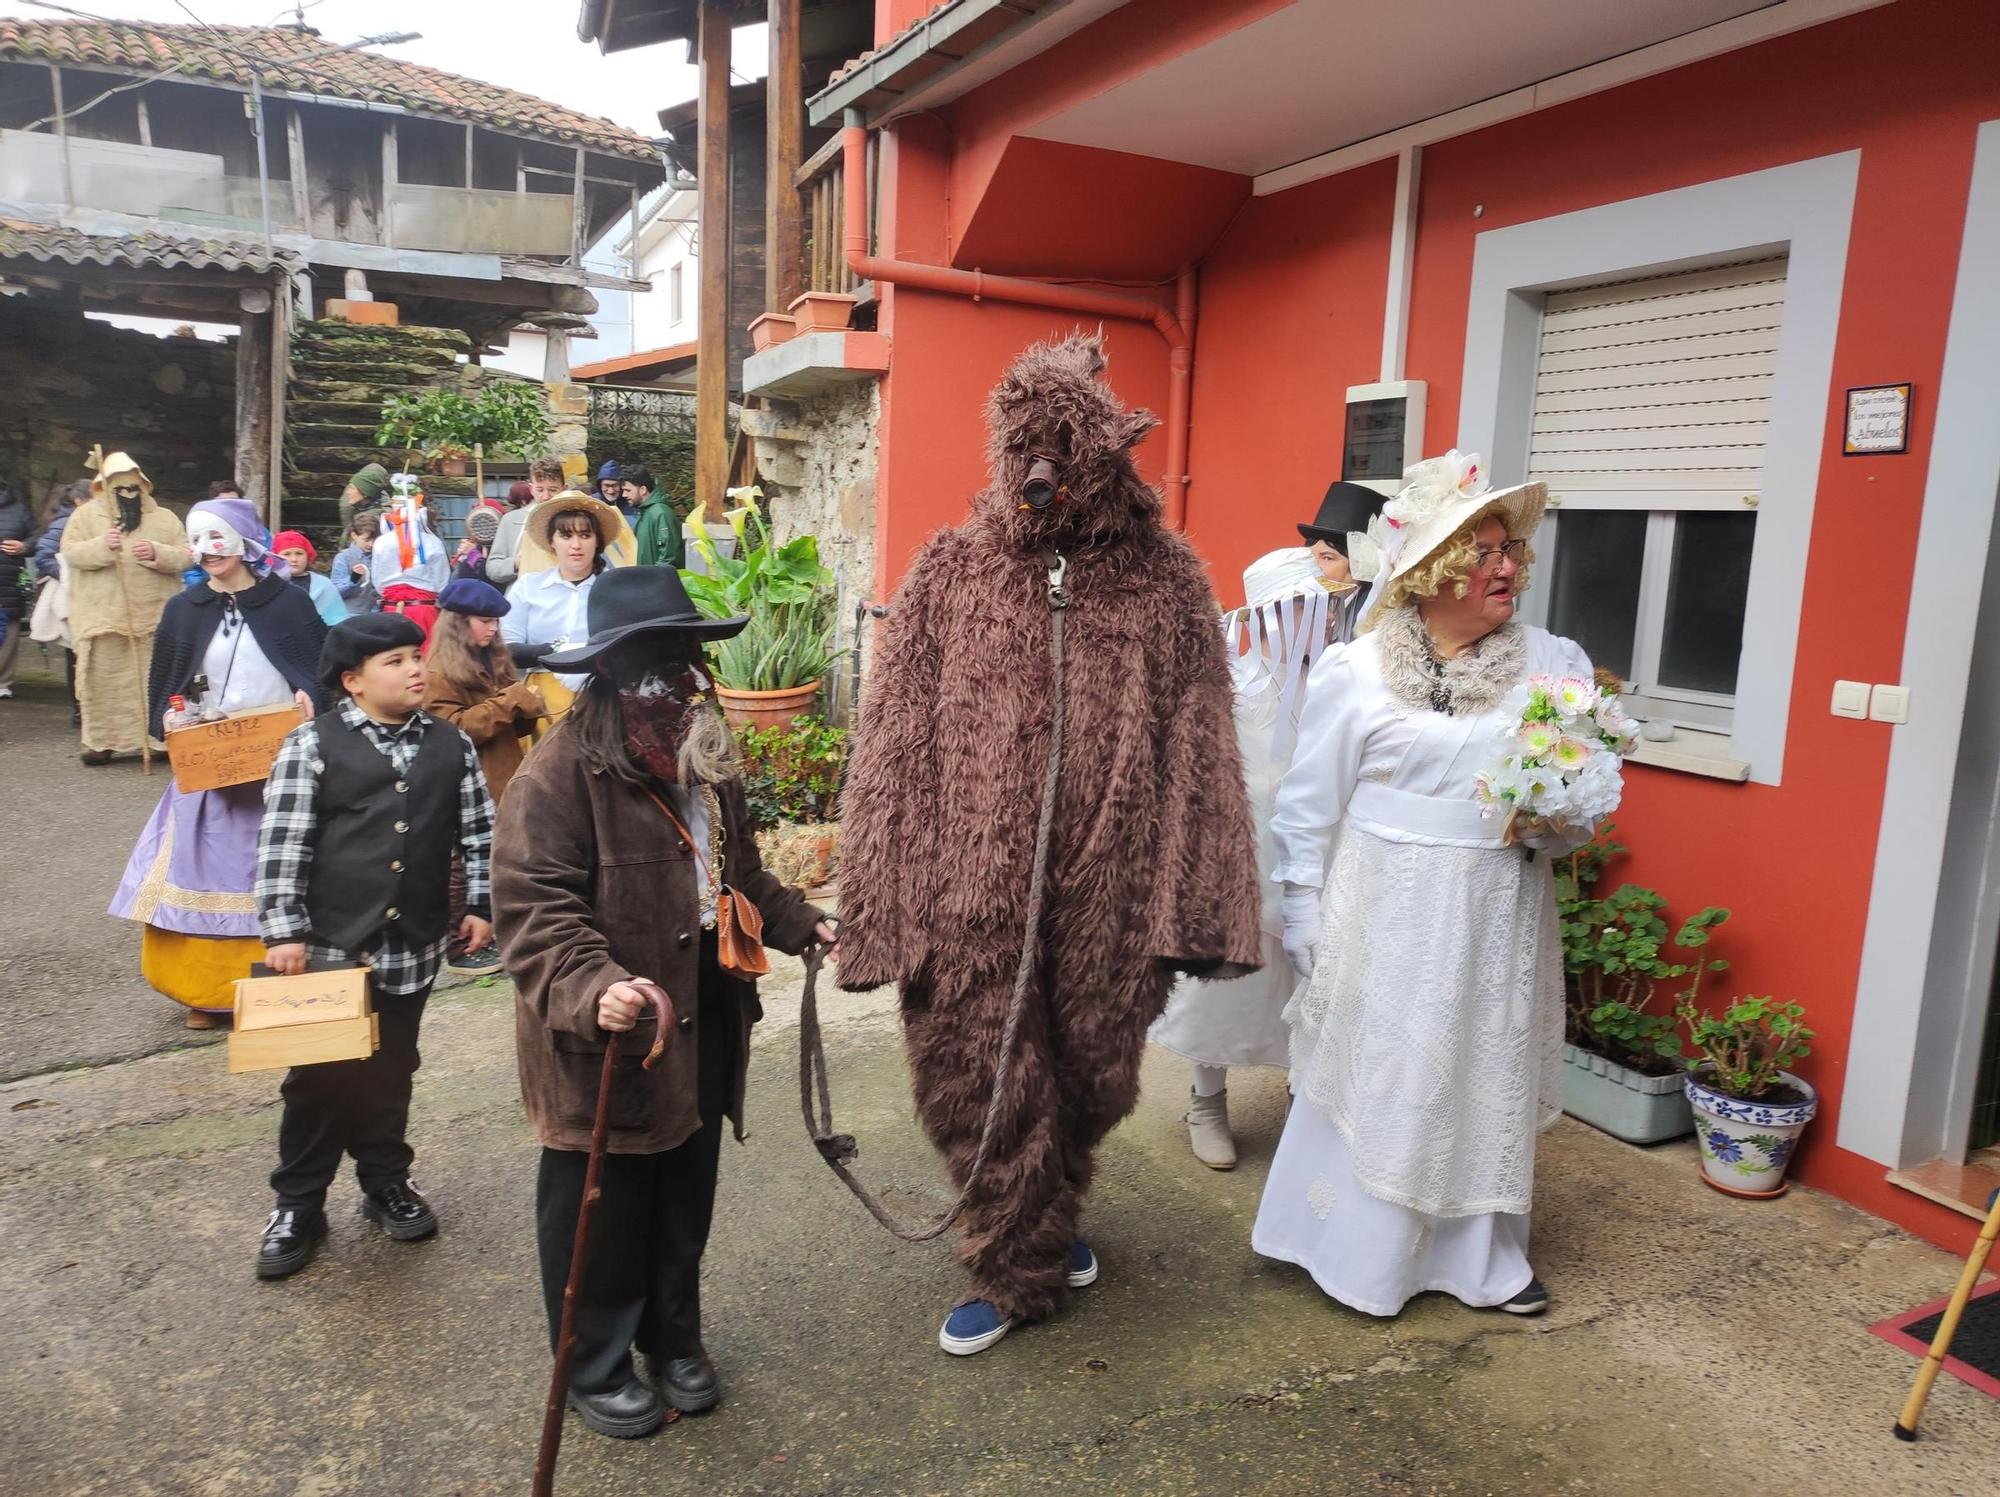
[1870, 684, 1911, 724]
[1831, 680, 1870, 719]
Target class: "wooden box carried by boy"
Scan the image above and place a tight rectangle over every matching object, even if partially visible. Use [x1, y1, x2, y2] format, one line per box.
[166, 703, 304, 793]
[227, 965, 378, 1073]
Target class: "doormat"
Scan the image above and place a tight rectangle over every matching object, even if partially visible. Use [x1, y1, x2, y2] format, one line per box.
[1869, 1277, 2000, 1399]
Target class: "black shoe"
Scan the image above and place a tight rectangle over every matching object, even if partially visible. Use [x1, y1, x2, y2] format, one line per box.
[657, 1354, 720, 1414]
[256, 1206, 327, 1279]
[1500, 1276, 1549, 1315]
[567, 1379, 665, 1439]
[79, 748, 113, 766]
[361, 1180, 438, 1241]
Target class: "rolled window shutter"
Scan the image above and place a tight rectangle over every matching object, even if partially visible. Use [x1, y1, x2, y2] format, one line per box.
[1529, 255, 1787, 498]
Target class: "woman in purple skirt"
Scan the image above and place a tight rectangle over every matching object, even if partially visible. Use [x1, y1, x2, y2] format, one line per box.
[110, 499, 328, 1028]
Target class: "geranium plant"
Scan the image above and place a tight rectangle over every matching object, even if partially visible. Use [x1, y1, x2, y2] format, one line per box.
[1678, 994, 1815, 1102]
[680, 497, 835, 691]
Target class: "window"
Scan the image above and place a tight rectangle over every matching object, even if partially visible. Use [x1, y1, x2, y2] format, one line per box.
[1531, 256, 1787, 731]
[669, 263, 684, 326]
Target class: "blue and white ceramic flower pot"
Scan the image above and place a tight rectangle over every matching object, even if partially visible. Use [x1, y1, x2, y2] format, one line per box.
[1684, 1068, 1818, 1197]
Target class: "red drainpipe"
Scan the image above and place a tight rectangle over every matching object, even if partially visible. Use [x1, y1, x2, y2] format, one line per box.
[841, 116, 1196, 530]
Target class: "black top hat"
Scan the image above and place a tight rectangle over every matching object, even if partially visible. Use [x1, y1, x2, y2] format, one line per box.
[539, 565, 747, 669]
[1298, 480, 1386, 553]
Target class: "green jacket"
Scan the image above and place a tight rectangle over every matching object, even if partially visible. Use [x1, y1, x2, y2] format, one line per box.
[633, 495, 682, 569]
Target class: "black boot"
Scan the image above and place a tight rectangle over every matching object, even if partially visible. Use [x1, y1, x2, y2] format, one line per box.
[568, 1378, 665, 1439]
[655, 1354, 720, 1414]
[361, 1180, 438, 1241]
[256, 1206, 327, 1280]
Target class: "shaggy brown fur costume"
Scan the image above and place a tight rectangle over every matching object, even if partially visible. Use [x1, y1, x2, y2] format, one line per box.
[837, 333, 1262, 1321]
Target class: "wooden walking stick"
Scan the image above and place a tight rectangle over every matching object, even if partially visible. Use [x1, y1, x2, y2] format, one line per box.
[532, 979, 676, 1497]
[1894, 1185, 2000, 1440]
[108, 528, 153, 776]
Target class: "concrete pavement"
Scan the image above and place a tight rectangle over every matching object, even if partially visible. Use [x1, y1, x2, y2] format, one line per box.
[1, 657, 1994, 1495]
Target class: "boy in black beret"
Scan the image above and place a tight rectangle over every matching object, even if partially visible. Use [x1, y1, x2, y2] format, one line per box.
[250, 612, 498, 1278]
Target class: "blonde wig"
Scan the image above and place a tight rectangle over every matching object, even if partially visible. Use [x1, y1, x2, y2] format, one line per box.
[1369, 499, 1535, 622]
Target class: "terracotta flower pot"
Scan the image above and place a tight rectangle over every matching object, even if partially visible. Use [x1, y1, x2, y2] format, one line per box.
[787, 290, 856, 334]
[749, 312, 797, 352]
[715, 680, 821, 732]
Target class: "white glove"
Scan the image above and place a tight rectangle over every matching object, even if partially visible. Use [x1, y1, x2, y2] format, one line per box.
[1281, 884, 1321, 975]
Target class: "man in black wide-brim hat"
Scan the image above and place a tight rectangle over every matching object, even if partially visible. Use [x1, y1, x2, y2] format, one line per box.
[1299, 479, 1387, 645]
[493, 567, 837, 1440]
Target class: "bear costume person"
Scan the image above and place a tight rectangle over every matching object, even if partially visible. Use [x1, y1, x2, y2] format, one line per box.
[835, 331, 1263, 1355]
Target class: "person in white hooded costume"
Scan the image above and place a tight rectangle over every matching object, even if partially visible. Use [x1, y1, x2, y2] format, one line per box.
[1150, 496, 1387, 1170]
[1252, 451, 1618, 1318]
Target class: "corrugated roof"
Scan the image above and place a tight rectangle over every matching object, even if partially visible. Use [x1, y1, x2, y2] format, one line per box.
[572, 340, 697, 380]
[0, 19, 659, 165]
[0, 219, 298, 274]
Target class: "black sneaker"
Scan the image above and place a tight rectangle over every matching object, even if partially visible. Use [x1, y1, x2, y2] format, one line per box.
[446, 947, 501, 977]
[1500, 1276, 1549, 1315]
[361, 1180, 438, 1241]
[256, 1206, 327, 1279]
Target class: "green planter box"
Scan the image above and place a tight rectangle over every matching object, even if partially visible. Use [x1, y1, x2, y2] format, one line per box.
[1560, 1043, 1693, 1144]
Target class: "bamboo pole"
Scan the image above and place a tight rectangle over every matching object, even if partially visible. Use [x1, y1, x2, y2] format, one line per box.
[1894, 1187, 2000, 1439]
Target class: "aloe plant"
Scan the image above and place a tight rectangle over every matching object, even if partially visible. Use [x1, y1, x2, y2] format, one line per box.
[679, 497, 835, 691]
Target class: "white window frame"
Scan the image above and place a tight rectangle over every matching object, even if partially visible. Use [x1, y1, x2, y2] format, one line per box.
[669, 262, 685, 326]
[1458, 150, 1859, 786]
[1540, 505, 1751, 733]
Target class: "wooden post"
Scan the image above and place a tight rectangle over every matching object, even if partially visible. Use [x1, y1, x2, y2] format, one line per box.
[235, 288, 275, 519]
[380, 118, 398, 246]
[268, 286, 288, 533]
[286, 105, 310, 231]
[47, 65, 72, 208]
[464, 122, 475, 189]
[695, 0, 732, 524]
[569, 147, 588, 265]
[767, 0, 804, 312]
[135, 92, 151, 148]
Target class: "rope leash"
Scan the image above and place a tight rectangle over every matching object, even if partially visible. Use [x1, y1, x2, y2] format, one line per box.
[797, 551, 1071, 1243]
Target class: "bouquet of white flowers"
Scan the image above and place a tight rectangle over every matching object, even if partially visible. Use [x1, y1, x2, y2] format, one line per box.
[1474, 674, 1637, 838]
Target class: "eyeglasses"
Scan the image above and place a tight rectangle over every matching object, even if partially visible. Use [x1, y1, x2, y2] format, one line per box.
[1474, 539, 1529, 572]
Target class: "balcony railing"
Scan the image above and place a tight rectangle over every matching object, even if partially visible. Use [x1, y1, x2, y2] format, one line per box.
[795, 130, 877, 296]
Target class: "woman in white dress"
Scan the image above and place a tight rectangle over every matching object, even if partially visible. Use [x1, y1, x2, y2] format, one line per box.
[500, 490, 617, 734]
[1254, 451, 1612, 1318]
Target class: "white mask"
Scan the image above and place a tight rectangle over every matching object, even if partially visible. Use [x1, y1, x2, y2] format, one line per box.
[185, 508, 247, 558]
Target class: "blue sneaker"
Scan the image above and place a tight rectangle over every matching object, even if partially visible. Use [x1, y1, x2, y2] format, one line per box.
[1067, 1239, 1099, 1289]
[939, 1298, 1014, 1356]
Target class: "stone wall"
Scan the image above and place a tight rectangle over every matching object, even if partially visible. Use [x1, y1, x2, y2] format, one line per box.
[743, 380, 881, 721]
[744, 380, 879, 607]
[0, 300, 235, 523]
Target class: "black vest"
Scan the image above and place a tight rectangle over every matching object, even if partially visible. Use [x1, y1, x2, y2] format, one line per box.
[304, 712, 464, 954]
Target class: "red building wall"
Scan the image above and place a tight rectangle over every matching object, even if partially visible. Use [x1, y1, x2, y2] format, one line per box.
[866, 0, 2000, 1252]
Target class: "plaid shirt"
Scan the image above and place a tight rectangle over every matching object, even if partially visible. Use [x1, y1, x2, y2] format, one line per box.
[255, 698, 494, 995]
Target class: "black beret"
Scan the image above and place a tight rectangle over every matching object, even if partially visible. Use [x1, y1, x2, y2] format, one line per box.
[319, 612, 425, 691]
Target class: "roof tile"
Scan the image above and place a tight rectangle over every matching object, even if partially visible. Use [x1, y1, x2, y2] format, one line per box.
[0, 18, 658, 165]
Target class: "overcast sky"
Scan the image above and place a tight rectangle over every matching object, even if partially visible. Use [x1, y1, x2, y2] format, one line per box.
[0, 0, 770, 138]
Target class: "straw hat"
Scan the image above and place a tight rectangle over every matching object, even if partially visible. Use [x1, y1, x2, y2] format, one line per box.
[526, 489, 622, 552]
[1364, 450, 1545, 624]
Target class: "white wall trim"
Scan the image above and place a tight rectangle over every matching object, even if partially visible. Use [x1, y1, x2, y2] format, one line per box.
[1458, 150, 1858, 788]
[1839, 119, 2000, 1167]
[1379, 144, 1421, 383]
[1252, 0, 1893, 197]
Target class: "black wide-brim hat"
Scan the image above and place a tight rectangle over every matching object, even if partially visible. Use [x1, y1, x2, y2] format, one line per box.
[1298, 480, 1387, 552]
[540, 565, 748, 669]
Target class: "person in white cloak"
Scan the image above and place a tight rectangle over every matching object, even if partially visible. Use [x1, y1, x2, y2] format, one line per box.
[1151, 502, 1386, 1170]
[1253, 450, 1614, 1318]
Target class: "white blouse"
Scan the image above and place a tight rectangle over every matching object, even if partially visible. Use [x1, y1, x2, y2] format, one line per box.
[200, 605, 292, 714]
[501, 567, 598, 691]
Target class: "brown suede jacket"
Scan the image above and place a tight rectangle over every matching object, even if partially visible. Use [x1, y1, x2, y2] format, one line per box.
[494, 721, 824, 1154]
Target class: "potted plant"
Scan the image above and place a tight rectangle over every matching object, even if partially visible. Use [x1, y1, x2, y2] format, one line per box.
[679, 498, 835, 730]
[738, 716, 847, 891]
[376, 382, 554, 474]
[788, 289, 856, 335]
[1678, 989, 1817, 1198]
[1555, 832, 1723, 1144]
